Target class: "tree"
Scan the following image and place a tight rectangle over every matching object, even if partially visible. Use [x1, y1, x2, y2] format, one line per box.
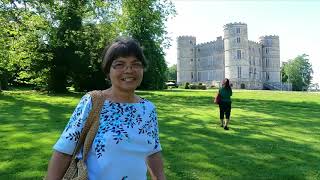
[0, 0, 117, 92]
[281, 62, 288, 83]
[118, 0, 176, 90]
[282, 54, 313, 91]
[0, 0, 176, 92]
[167, 64, 177, 81]
[0, 1, 51, 89]
[46, 0, 118, 92]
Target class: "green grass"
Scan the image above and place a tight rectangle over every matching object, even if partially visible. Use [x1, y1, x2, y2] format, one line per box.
[0, 89, 319, 179]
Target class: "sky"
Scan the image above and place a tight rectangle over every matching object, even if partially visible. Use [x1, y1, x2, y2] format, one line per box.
[164, 0, 320, 84]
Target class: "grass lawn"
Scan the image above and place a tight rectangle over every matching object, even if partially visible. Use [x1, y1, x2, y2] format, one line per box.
[0, 89, 319, 179]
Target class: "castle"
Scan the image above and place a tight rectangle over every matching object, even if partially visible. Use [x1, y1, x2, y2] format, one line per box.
[177, 22, 290, 90]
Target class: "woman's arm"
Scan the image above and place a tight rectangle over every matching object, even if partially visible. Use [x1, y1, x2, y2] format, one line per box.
[147, 152, 166, 180]
[46, 151, 72, 180]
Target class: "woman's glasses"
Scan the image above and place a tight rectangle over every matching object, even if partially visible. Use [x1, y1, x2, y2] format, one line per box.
[111, 62, 144, 71]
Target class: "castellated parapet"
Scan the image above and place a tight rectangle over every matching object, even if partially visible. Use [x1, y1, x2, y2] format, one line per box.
[177, 22, 284, 90]
[223, 22, 247, 29]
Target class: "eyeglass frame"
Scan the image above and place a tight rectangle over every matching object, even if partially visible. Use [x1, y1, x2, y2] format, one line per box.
[111, 61, 144, 71]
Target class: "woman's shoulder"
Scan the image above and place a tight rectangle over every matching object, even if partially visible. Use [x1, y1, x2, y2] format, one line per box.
[78, 93, 93, 106]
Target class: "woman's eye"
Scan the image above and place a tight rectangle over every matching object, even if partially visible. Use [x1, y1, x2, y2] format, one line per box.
[132, 63, 143, 69]
[113, 64, 125, 69]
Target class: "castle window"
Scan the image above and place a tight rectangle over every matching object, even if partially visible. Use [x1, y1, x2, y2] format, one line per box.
[198, 48, 200, 52]
[191, 72, 194, 79]
[267, 39, 272, 46]
[260, 59, 262, 65]
[237, 66, 242, 78]
[237, 50, 241, 59]
[266, 48, 269, 54]
[236, 37, 240, 43]
[236, 27, 241, 33]
[191, 59, 193, 62]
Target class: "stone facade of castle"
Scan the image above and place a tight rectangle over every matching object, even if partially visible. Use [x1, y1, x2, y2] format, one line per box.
[177, 22, 289, 90]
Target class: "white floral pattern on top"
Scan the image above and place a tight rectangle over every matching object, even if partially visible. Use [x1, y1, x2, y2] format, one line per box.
[53, 94, 162, 180]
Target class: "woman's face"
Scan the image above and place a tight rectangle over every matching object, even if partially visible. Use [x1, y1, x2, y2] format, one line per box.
[109, 56, 144, 92]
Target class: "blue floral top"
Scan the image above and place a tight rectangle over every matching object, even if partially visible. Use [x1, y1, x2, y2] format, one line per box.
[53, 94, 162, 180]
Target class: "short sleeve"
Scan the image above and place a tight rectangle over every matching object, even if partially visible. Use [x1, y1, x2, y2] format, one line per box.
[147, 104, 162, 156]
[53, 94, 92, 155]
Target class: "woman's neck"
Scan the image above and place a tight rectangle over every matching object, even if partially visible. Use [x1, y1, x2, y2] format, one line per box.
[104, 87, 137, 103]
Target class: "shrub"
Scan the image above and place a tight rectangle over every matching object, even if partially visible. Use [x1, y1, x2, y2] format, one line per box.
[188, 84, 206, 90]
[189, 84, 197, 89]
[185, 82, 190, 89]
[198, 84, 207, 90]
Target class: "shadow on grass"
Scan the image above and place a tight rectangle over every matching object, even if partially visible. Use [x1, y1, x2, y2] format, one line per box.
[0, 93, 82, 179]
[137, 91, 320, 179]
[0, 91, 319, 179]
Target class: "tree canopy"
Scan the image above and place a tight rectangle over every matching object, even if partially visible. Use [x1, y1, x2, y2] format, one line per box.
[167, 64, 177, 81]
[0, 0, 175, 92]
[118, 0, 175, 89]
[281, 54, 313, 91]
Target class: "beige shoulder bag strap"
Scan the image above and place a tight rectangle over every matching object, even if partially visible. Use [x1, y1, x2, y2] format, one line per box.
[62, 90, 105, 180]
[71, 90, 104, 158]
[82, 90, 105, 160]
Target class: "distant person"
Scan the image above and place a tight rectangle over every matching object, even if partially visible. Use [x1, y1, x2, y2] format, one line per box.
[45, 37, 165, 179]
[218, 78, 232, 130]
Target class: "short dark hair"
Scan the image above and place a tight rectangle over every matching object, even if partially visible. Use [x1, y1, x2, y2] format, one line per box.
[223, 78, 231, 90]
[101, 37, 147, 77]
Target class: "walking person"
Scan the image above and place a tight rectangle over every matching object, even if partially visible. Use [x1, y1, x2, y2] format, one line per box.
[218, 78, 232, 130]
[45, 37, 165, 180]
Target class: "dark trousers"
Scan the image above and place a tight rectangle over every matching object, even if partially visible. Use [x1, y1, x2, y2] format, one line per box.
[219, 101, 231, 119]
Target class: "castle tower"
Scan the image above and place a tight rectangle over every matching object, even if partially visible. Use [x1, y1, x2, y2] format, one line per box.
[259, 35, 280, 82]
[177, 36, 196, 84]
[223, 23, 249, 88]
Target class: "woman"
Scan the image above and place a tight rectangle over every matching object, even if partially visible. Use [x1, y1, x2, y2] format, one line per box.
[218, 78, 232, 130]
[46, 37, 165, 179]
